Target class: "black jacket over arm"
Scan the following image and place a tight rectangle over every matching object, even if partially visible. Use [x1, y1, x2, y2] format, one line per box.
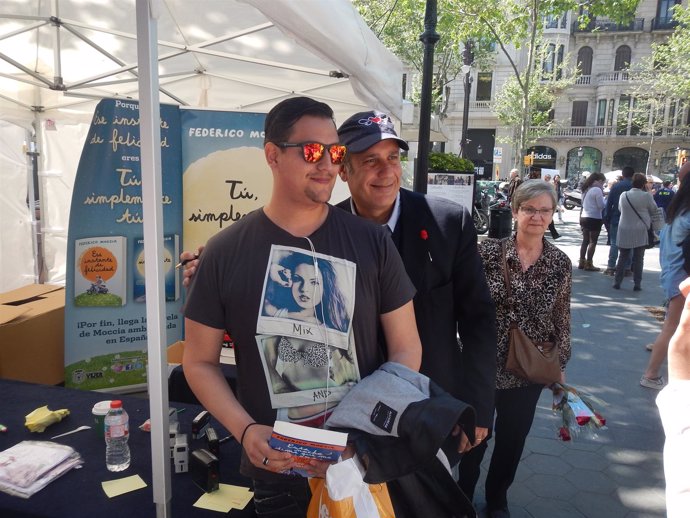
[337, 188, 497, 427]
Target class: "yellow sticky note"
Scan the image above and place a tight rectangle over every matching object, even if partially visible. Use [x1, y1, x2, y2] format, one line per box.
[101, 474, 148, 498]
[193, 484, 253, 513]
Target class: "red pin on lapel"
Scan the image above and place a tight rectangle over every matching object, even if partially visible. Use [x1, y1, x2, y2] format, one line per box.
[420, 229, 432, 262]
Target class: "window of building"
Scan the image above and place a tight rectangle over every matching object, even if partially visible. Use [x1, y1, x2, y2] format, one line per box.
[607, 99, 615, 126]
[617, 95, 631, 135]
[556, 45, 564, 79]
[542, 44, 555, 78]
[614, 46, 631, 71]
[541, 44, 564, 80]
[577, 46, 593, 76]
[657, 0, 681, 25]
[571, 100, 588, 126]
[630, 98, 642, 136]
[476, 72, 493, 101]
[544, 15, 559, 29]
[596, 99, 607, 126]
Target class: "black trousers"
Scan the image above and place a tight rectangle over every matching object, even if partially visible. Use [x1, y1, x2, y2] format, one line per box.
[458, 384, 544, 509]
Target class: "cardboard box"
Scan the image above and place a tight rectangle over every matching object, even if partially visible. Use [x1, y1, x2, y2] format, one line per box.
[0, 284, 65, 385]
[167, 340, 185, 365]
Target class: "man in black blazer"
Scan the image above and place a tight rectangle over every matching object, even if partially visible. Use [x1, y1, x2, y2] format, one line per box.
[336, 111, 497, 451]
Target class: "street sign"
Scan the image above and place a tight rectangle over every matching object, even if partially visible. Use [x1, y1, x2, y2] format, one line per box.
[493, 146, 503, 164]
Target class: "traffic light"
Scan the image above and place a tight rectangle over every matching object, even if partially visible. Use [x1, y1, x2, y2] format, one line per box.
[523, 152, 534, 166]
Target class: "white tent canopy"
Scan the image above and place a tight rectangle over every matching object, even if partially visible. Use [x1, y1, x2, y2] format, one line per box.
[0, 0, 402, 121]
[0, 0, 404, 291]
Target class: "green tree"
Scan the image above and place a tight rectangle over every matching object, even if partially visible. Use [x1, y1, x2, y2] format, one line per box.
[628, 4, 690, 173]
[648, 4, 690, 99]
[353, 0, 640, 168]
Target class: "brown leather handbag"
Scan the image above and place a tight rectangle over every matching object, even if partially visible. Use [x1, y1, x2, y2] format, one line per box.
[501, 240, 561, 384]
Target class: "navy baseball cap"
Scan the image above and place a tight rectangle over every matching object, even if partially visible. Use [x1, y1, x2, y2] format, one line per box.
[337, 111, 409, 154]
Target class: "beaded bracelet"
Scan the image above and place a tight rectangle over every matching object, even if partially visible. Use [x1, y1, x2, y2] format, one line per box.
[240, 422, 260, 448]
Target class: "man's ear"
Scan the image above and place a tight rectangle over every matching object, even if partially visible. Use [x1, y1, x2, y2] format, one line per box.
[338, 164, 349, 182]
[265, 142, 279, 168]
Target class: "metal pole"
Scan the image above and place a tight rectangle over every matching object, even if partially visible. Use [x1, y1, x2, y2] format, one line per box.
[459, 41, 474, 159]
[135, 1, 172, 517]
[413, 0, 439, 194]
[459, 70, 471, 158]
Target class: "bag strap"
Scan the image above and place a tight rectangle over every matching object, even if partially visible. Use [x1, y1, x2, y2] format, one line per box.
[624, 192, 650, 229]
[500, 239, 516, 317]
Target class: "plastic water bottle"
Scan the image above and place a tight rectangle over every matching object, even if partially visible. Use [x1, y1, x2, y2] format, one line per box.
[104, 400, 131, 471]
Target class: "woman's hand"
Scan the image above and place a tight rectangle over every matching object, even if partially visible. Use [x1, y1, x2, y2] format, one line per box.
[269, 264, 292, 287]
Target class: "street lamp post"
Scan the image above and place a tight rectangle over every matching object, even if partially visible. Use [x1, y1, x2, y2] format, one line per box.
[413, 0, 440, 195]
[459, 41, 474, 159]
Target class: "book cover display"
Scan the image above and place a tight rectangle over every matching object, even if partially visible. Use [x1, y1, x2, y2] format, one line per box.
[74, 236, 127, 307]
[133, 234, 180, 302]
[64, 99, 183, 391]
[65, 101, 270, 392]
[268, 421, 347, 477]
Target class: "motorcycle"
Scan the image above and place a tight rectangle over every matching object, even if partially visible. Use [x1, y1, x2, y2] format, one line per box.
[563, 187, 582, 210]
[473, 189, 490, 235]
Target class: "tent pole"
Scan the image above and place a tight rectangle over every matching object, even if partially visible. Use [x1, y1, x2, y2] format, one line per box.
[26, 125, 41, 284]
[135, 0, 172, 517]
[50, 0, 63, 89]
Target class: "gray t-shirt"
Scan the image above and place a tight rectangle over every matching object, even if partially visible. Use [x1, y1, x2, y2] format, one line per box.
[185, 205, 415, 479]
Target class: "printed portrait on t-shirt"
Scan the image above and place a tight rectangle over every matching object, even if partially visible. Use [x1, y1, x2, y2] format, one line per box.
[256, 246, 355, 350]
[255, 334, 359, 416]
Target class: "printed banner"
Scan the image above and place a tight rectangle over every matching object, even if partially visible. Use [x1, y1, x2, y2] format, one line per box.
[181, 109, 270, 253]
[427, 172, 475, 210]
[64, 99, 183, 391]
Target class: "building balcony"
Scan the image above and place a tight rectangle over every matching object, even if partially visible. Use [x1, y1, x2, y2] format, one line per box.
[651, 16, 677, 31]
[470, 100, 492, 110]
[534, 125, 690, 139]
[572, 70, 633, 87]
[572, 17, 644, 33]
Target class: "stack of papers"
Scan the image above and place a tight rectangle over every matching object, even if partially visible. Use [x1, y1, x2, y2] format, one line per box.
[0, 441, 83, 498]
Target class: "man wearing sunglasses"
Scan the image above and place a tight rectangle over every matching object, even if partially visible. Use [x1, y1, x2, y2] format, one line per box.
[182, 97, 422, 518]
[336, 111, 496, 459]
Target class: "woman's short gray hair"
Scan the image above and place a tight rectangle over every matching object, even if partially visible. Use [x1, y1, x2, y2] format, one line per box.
[511, 179, 557, 211]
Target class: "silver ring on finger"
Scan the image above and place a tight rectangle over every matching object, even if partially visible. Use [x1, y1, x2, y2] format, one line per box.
[262, 457, 269, 466]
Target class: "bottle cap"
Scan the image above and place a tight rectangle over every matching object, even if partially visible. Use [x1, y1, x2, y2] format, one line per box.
[110, 400, 123, 409]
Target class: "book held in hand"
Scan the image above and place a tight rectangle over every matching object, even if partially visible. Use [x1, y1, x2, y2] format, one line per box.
[268, 421, 347, 477]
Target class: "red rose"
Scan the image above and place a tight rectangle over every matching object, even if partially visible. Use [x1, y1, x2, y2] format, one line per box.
[558, 426, 571, 441]
[576, 416, 591, 426]
[594, 412, 606, 426]
[420, 229, 429, 240]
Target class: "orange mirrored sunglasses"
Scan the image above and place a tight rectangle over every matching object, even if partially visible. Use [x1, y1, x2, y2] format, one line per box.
[277, 142, 347, 165]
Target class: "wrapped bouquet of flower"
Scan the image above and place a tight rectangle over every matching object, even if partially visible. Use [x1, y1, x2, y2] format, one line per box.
[552, 383, 607, 441]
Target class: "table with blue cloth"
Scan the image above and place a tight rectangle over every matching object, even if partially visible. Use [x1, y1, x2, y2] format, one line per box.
[0, 378, 255, 518]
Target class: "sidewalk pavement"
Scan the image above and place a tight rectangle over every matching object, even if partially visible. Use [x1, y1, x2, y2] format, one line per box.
[473, 208, 667, 518]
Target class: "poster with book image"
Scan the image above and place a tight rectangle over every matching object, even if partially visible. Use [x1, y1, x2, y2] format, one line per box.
[64, 98, 183, 392]
[133, 234, 180, 302]
[268, 421, 347, 477]
[74, 236, 127, 307]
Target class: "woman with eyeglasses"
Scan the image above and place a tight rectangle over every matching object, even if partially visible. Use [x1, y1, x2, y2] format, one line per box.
[459, 180, 572, 518]
[578, 171, 607, 271]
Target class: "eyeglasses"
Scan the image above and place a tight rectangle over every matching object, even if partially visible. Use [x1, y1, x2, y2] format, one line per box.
[519, 206, 554, 217]
[277, 142, 347, 165]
